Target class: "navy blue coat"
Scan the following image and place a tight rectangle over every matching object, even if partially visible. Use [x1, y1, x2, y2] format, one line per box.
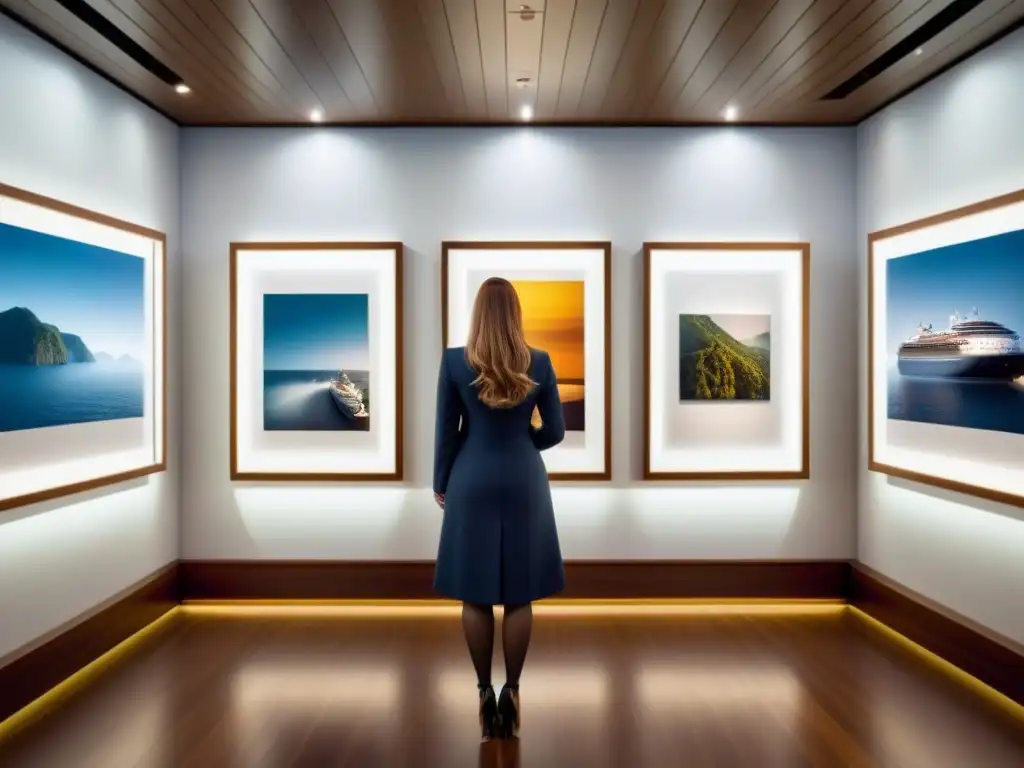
[432, 346, 566, 606]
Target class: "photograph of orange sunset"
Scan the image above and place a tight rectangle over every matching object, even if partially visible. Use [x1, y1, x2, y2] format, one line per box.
[510, 279, 586, 431]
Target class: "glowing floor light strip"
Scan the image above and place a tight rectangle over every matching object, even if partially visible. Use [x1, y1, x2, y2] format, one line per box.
[850, 608, 1024, 721]
[181, 599, 846, 619]
[0, 607, 179, 740]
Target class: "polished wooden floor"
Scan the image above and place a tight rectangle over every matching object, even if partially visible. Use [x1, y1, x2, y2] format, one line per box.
[0, 606, 1021, 767]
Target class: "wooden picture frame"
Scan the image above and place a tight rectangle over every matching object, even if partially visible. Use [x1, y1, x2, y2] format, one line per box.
[441, 241, 612, 481]
[0, 183, 167, 512]
[868, 188, 1024, 508]
[230, 242, 404, 481]
[643, 242, 810, 481]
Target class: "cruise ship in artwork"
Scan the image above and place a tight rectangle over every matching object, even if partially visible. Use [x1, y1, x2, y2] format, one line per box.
[329, 371, 369, 421]
[897, 308, 1024, 379]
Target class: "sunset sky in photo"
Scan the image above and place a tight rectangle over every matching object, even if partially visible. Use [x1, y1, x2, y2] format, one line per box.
[510, 280, 585, 381]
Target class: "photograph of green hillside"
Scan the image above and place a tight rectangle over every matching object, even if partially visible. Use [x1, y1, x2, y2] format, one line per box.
[678, 314, 771, 401]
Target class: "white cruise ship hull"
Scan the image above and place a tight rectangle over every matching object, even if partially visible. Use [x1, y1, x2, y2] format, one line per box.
[897, 352, 1024, 379]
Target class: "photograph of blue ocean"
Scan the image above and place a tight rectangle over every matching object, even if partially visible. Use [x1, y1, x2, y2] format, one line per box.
[0, 222, 145, 433]
[262, 292, 371, 432]
[886, 226, 1024, 436]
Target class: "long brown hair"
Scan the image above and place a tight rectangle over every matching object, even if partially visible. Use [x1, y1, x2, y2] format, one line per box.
[465, 277, 535, 408]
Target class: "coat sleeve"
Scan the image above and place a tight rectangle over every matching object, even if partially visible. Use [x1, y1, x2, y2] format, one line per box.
[433, 351, 465, 494]
[530, 352, 565, 451]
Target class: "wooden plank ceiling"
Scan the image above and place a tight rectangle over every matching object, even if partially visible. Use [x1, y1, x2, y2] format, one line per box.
[2, 0, 1022, 125]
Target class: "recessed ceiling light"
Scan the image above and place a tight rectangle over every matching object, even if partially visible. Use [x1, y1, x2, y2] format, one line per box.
[723, 104, 738, 122]
[520, 105, 533, 121]
[915, 47, 923, 55]
[309, 108, 324, 123]
[174, 83, 191, 95]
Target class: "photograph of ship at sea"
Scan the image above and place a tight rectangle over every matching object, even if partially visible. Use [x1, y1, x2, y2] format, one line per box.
[262, 293, 370, 432]
[886, 227, 1024, 436]
[678, 314, 771, 401]
[509, 279, 585, 431]
[0, 222, 145, 433]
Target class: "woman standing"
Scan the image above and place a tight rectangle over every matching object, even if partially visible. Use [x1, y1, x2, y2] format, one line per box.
[432, 277, 566, 741]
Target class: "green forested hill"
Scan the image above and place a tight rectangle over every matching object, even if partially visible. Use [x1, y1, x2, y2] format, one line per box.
[678, 315, 770, 400]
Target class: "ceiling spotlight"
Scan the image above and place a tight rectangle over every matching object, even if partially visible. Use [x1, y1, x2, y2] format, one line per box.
[914, 47, 923, 55]
[723, 104, 738, 122]
[309, 108, 324, 123]
[517, 4, 536, 21]
[520, 105, 533, 122]
[174, 83, 191, 95]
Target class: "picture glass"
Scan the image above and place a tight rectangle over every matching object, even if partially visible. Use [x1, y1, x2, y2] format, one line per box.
[646, 246, 806, 477]
[510, 279, 585, 431]
[885, 228, 1024, 436]
[0, 223, 145, 432]
[678, 313, 771, 401]
[444, 244, 608, 478]
[232, 245, 399, 478]
[262, 293, 371, 432]
[0, 187, 164, 512]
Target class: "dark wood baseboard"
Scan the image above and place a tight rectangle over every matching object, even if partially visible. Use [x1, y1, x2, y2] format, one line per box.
[0, 563, 179, 725]
[849, 563, 1024, 707]
[178, 559, 851, 601]
[4, 559, 1023, 730]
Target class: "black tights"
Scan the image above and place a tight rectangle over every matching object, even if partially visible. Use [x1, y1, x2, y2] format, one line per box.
[461, 602, 533, 691]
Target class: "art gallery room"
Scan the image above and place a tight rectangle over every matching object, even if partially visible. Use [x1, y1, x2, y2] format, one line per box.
[2, 0, 1024, 765]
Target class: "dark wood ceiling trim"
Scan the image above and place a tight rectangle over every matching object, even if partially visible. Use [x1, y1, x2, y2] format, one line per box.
[0, 4, 179, 124]
[186, 120, 852, 129]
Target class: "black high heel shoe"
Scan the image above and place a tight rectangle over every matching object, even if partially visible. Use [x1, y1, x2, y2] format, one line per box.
[497, 685, 520, 739]
[479, 686, 500, 741]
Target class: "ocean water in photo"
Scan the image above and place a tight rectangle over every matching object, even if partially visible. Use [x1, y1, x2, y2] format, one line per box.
[887, 366, 1024, 435]
[263, 369, 370, 431]
[0, 362, 144, 432]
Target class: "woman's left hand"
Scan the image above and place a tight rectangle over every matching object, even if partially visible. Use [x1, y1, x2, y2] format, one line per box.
[433, 492, 445, 510]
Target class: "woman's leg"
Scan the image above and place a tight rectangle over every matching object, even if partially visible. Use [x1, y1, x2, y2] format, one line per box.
[461, 601, 495, 689]
[501, 602, 533, 688]
[497, 602, 532, 737]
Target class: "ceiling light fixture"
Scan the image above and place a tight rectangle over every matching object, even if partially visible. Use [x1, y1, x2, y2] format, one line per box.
[518, 4, 536, 21]
[174, 83, 191, 95]
[309, 108, 324, 123]
[520, 105, 533, 122]
[723, 104, 738, 122]
[915, 47, 923, 55]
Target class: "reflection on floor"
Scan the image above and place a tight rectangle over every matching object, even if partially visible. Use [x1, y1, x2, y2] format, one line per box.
[0, 606, 1022, 767]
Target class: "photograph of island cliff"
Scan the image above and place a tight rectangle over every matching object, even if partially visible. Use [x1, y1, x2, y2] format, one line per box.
[263, 293, 371, 432]
[678, 314, 771, 401]
[0, 222, 145, 433]
[510, 280, 586, 431]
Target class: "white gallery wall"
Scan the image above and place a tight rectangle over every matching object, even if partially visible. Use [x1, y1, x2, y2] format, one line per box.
[858, 26, 1024, 644]
[0, 14, 180, 659]
[181, 125, 857, 561]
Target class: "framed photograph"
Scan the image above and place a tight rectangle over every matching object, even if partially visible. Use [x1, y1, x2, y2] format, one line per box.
[441, 241, 611, 480]
[0, 183, 166, 512]
[643, 242, 809, 480]
[869, 189, 1024, 508]
[230, 242, 403, 481]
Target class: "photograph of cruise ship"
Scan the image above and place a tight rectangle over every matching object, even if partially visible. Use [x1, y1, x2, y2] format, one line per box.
[262, 293, 371, 432]
[896, 309, 1024, 379]
[886, 226, 1024, 436]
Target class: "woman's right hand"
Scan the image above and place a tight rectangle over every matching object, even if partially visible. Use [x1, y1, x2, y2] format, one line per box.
[433, 492, 445, 510]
